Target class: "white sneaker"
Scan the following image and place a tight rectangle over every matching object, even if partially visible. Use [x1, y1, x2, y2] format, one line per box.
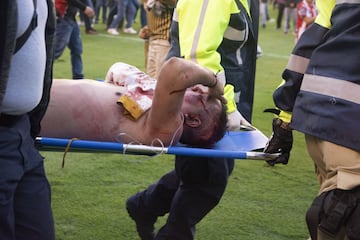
[107, 28, 119, 35]
[123, 27, 137, 34]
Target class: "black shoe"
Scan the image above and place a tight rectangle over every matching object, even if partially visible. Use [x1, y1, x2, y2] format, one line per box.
[86, 28, 97, 35]
[126, 194, 157, 240]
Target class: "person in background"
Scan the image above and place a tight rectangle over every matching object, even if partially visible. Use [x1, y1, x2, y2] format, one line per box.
[144, 0, 176, 78]
[95, 0, 108, 24]
[81, 0, 97, 34]
[107, 0, 137, 35]
[130, 0, 141, 24]
[106, 0, 117, 30]
[123, 0, 138, 34]
[283, 0, 298, 34]
[295, 0, 317, 42]
[139, 0, 147, 28]
[138, 0, 150, 68]
[260, 0, 270, 28]
[125, 0, 259, 239]
[107, 0, 128, 35]
[275, 0, 286, 30]
[54, 0, 95, 79]
[0, 0, 56, 239]
[263, 1, 360, 239]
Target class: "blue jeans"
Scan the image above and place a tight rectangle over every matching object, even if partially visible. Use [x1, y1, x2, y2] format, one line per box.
[96, 0, 108, 22]
[125, 0, 137, 28]
[140, 3, 147, 27]
[108, 0, 129, 29]
[54, 17, 84, 79]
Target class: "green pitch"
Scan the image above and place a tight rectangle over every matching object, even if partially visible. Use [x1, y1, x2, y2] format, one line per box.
[45, 8, 317, 240]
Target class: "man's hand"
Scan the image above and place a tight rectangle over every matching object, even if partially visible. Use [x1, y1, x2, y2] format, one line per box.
[84, 6, 95, 18]
[207, 74, 227, 104]
[263, 118, 293, 166]
[139, 26, 150, 39]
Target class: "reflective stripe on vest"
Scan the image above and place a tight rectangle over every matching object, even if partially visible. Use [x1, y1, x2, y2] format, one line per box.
[174, 0, 241, 72]
[286, 54, 310, 74]
[189, 0, 208, 62]
[337, 0, 360, 4]
[301, 74, 360, 104]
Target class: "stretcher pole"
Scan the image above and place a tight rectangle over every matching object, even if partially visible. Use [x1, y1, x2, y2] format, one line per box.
[35, 137, 279, 160]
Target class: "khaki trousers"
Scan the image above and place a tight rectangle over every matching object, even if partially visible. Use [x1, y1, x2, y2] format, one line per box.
[305, 135, 360, 240]
[305, 135, 360, 193]
[146, 39, 170, 79]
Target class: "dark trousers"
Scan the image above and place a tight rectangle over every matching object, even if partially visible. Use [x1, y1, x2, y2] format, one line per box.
[130, 156, 234, 240]
[276, 3, 285, 29]
[0, 115, 54, 240]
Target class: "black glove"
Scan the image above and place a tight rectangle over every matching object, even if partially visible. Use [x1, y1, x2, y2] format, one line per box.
[263, 118, 293, 166]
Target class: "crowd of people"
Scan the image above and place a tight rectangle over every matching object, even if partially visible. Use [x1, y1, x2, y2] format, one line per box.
[55, 0, 142, 36]
[66, 0, 319, 39]
[56, 0, 319, 40]
[260, 0, 318, 41]
[53, 0, 318, 82]
[1, 0, 359, 240]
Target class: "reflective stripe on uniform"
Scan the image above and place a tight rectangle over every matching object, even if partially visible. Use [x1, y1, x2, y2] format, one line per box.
[301, 74, 360, 104]
[336, 0, 360, 4]
[189, 0, 209, 61]
[175, 0, 240, 73]
[286, 54, 310, 74]
[223, 26, 247, 42]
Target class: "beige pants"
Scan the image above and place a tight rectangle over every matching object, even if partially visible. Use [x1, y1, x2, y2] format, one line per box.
[305, 135, 360, 193]
[146, 39, 170, 79]
[305, 135, 360, 240]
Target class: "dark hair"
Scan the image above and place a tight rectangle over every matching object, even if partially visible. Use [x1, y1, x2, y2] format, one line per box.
[180, 102, 228, 147]
[206, 102, 228, 145]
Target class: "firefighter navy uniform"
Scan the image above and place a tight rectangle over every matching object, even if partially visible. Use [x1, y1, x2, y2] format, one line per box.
[272, 0, 360, 239]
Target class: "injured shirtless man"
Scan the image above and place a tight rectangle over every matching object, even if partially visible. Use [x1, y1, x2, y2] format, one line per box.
[40, 57, 228, 147]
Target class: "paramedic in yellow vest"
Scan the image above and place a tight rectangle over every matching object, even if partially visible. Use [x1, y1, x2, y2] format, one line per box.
[126, 0, 260, 239]
[263, 1, 360, 239]
[167, 0, 258, 127]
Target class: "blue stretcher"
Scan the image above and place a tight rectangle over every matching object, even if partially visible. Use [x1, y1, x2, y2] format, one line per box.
[35, 128, 278, 160]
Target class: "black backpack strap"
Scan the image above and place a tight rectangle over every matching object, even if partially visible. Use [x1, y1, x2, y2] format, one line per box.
[14, 0, 37, 54]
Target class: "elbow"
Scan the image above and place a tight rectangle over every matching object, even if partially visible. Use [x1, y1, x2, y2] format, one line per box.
[166, 56, 181, 65]
[162, 57, 183, 72]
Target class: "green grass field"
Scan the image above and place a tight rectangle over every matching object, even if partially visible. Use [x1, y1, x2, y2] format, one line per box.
[43, 10, 318, 240]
